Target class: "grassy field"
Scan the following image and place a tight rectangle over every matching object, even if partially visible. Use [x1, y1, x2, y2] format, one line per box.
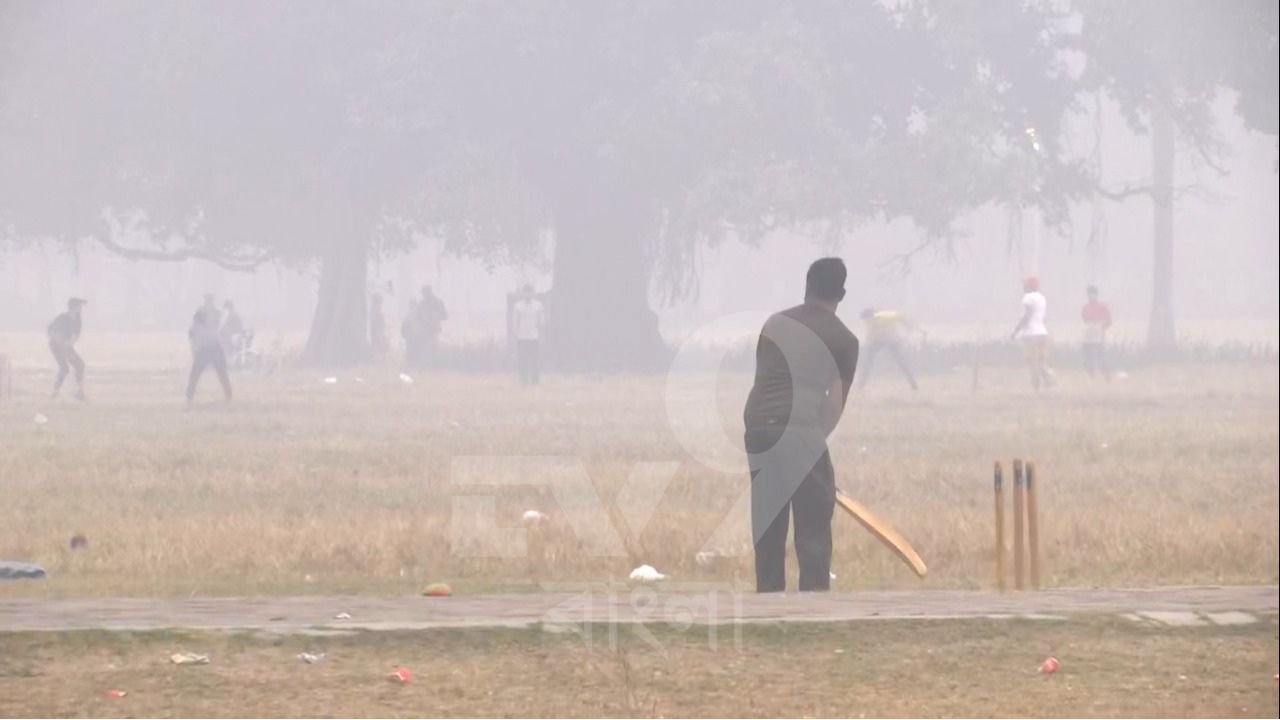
[0, 616, 1277, 717]
[1, 351, 1276, 598]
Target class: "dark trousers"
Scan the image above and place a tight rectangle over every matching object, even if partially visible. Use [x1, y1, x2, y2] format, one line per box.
[1082, 343, 1110, 380]
[187, 345, 232, 401]
[858, 341, 918, 390]
[50, 341, 84, 395]
[745, 424, 835, 593]
[517, 339, 540, 385]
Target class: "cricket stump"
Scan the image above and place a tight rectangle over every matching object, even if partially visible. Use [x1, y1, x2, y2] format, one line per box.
[1012, 459, 1026, 591]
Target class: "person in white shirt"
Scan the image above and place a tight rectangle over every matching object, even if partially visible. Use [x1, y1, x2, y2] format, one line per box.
[1010, 275, 1053, 390]
[510, 284, 545, 386]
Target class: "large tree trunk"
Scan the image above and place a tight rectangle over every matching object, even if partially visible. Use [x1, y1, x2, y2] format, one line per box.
[1147, 103, 1177, 354]
[545, 197, 666, 372]
[303, 241, 370, 367]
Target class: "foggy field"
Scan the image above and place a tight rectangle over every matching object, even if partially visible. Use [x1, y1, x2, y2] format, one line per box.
[2, 356, 1276, 599]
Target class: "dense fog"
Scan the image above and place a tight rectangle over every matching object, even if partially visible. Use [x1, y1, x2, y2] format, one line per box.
[2, 1, 1277, 367]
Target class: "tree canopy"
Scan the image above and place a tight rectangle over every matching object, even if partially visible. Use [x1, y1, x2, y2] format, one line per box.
[2, 1, 1273, 365]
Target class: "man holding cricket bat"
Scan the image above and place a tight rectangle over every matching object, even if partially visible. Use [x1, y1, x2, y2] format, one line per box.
[743, 258, 859, 592]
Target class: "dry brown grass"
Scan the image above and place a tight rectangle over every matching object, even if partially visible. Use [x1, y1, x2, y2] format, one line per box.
[0, 616, 1277, 717]
[1, 355, 1277, 598]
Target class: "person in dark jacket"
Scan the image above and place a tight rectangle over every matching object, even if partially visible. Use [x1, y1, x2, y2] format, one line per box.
[47, 297, 88, 400]
[743, 258, 859, 593]
[186, 294, 232, 405]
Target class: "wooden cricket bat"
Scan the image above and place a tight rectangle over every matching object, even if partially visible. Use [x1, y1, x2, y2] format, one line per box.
[835, 488, 928, 578]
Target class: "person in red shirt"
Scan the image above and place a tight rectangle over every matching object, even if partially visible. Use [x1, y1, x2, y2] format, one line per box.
[1080, 285, 1112, 381]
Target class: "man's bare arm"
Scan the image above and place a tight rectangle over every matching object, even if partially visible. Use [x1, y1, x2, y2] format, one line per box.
[821, 371, 854, 437]
[824, 340, 859, 435]
[1010, 306, 1033, 340]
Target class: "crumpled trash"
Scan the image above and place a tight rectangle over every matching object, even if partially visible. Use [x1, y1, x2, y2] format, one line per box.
[399, 373, 414, 384]
[694, 551, 716, 567]
[333, 612, 352, 620]
[629, 564, 666, 582]
[387, 666, 411, 684]
[522, 510, 548, 524]
[323, 377, 338, 384]
[297, 652, 326, 664]
[423, 582, 452, 597]
[0, 561, 47, 580]
[1039, 656, 1059, 675]
[170, 652, 210, 665]
[106, 689, 128, 698]
[33, 413, 48, 425]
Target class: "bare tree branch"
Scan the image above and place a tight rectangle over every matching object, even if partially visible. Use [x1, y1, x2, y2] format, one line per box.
[1093, 180, 1200, 202]
[92, 235, 272, 272]
[878, 233, 956, 277]
[1173, 115, 1231, 177]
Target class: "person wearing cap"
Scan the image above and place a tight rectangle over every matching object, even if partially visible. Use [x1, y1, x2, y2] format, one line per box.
[858, 307, 920, 391]
[509, 284, 546, 386]
[743, 258, 860, 593]
[47, 297, 88, 400]
[1080, 285, 1113, 381]
[1010, 276, 1053, 390]
[186, 294, 232, 405]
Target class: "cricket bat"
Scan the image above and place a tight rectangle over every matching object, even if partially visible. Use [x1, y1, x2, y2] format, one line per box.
[835, 488, 928, 578]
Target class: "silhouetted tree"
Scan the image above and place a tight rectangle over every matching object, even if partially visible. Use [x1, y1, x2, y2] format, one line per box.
[0, 2, 448, 365]
[1076, 0, 1279, 352]
[422, 0, 1084, 369]
[3, 1, 1089, 369]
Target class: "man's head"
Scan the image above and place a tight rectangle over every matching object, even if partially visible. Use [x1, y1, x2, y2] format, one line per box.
[860, 307, 876, 321]
[1023, 275, 1040, 293]
[1087, 284, 1099, 300]
[421, 285, 434, 298]
[67, 297, 87, 315]
[805, 257, 847, 305]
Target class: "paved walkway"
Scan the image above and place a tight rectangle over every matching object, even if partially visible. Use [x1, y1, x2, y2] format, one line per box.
[1, 585, 1275, 633]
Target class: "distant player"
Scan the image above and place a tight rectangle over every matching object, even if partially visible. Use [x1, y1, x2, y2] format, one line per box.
[186, 294, 232, 405]
[403, 285, 447, 368]
[219, 301, 246, 354]
[510, 284, 545, 386]
[1080, 285, 1112, 381]
[47, 297, 88, 400]
[858, 308, 920, 391]
[743, 258, 859, 593]
[1010, 276, 1053, 390]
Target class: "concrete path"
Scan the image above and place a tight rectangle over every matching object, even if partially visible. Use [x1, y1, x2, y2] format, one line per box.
[1, 585, 1275, 633]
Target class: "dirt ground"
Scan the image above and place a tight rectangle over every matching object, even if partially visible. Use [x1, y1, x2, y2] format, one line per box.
[1, 616, 1276, 718]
